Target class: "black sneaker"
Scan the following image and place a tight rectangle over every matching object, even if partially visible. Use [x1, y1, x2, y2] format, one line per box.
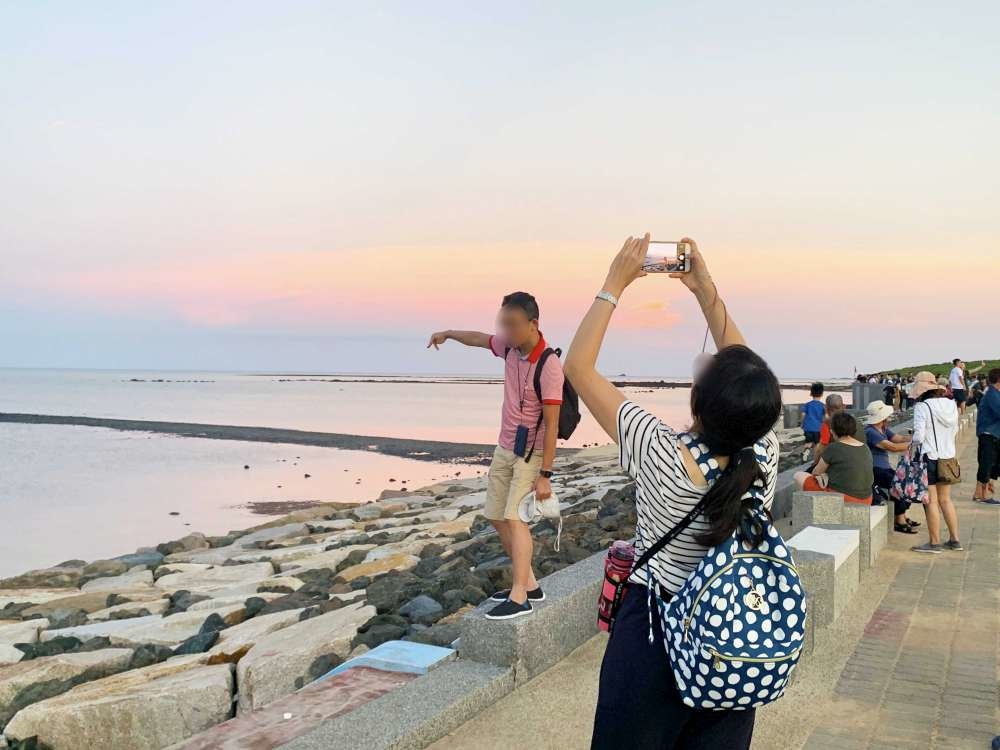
[943, 539, 964, 551]
[489, 587, 545, 602]
[484, 598, 533, 620]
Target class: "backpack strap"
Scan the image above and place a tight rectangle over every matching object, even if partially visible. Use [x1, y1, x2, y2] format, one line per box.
[525, 347, 559, 462]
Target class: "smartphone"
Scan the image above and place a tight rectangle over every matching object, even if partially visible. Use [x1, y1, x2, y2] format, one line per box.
[643, 240, 690, 273]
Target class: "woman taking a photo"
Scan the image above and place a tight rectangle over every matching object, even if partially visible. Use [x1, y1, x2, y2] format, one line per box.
[564, 235, 782, 749]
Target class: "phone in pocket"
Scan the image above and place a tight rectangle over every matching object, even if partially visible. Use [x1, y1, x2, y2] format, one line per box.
[513, 424, 529, 457]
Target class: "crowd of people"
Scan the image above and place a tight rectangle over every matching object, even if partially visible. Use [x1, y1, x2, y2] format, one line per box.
[795, 365, 1000, 554]
[856, 358, 988, 414]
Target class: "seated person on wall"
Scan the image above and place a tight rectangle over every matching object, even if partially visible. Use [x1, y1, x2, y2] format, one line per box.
[813, 394, 865, 463]
[794, 411, 874, 504]
[864, 399, 917, 534]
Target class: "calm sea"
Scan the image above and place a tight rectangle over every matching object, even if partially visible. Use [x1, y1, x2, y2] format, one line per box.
[0, 368, 826, 576]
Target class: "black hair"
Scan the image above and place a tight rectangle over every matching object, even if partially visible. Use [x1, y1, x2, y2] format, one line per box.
[689, 345, 783, 547]
[500, 291, 539, 321]
[989, 368, 1000, 385]
[953, 358, 961, 366]
[830, 411, 857, 439]
[918, 388, 941, 402]
[810, 382, 824, 397]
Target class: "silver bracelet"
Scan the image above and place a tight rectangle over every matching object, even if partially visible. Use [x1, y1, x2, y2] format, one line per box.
[596, 290, 619, 307]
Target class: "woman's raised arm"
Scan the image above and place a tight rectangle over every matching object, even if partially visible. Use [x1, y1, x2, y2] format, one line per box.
[671, 237, 745, 350]
[563, 235, 650, 442]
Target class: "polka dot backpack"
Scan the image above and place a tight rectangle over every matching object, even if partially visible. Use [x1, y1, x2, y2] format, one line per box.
[644, 432, 806, 710]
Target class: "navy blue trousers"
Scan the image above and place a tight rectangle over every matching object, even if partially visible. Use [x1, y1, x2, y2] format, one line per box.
[591, 584, 756, 749]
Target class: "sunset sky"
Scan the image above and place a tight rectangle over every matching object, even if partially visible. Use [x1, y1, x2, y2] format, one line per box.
[2, 2, 998, 377]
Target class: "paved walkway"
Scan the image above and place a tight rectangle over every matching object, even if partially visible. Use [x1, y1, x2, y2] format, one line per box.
[801, 435, 999, 749]
[431, 435, 999, 750]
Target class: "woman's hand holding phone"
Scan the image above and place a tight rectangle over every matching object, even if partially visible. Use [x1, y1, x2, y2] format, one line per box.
[602, 234, 649, 298]
[669, 237, 714, 297]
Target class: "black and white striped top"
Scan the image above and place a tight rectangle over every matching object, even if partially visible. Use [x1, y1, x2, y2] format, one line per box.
[617, 399, 780, 595]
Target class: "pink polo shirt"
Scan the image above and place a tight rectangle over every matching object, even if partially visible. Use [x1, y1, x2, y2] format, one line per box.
[488, 331, 564, 452]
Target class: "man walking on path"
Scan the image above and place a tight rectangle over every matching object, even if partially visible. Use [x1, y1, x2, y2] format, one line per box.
[974, 367, 1000, 505]
[427, 291, 564, 619]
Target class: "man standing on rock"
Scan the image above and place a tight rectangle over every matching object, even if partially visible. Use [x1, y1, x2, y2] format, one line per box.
[428, 291, 564, 619]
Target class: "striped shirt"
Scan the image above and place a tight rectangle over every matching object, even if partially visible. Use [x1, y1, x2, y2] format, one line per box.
[617, 399, 780, 595]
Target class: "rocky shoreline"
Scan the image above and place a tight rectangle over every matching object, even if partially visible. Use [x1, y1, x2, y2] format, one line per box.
[0, 421, 822, 749]
[0, 443, 635, 749]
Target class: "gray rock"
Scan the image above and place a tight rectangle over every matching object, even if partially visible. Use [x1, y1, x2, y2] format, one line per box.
[80, 559, 129, 583]
[113, 551, 165, 568]
[398, 595, 444, 623]
[172, 630, 219, 656]
[79, 567, 155, 593]
[351, 504, 383, 521]
[128, 643, 174, 669]
[46, 608, 89, 629]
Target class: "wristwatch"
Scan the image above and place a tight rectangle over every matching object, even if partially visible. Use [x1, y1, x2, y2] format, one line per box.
[595, 290, 619, 307]
[539, 469, 554, 479]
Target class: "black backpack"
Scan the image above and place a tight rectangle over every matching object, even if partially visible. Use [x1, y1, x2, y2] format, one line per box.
[504, 345, 581, 460]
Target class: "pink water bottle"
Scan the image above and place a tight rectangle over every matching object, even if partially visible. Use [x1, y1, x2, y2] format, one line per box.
[598, 541, 635, 632]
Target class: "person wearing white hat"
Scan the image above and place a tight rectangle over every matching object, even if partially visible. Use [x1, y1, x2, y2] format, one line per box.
[862, 400, 917, 533]
[910, 371, 962, 553]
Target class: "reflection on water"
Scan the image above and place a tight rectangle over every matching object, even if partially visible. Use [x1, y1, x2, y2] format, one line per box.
[0, 424, 476, 578]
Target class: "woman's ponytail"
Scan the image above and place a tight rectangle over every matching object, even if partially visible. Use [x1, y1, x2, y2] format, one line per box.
[694, 447, 765, 548]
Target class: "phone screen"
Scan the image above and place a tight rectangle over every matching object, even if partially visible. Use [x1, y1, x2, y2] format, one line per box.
[643, 241, 690, 273]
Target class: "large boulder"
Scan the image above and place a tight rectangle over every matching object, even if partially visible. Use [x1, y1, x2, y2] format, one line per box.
[41, 605, 245, 648]
[154, 563, 275, 595]
[236, 601, 375, 714]
[277, 544, 376, 575]
[0, 647, 133, 727]
[0, 645, 24, 666]
[336, 553, 420, 583]
[88, 598, 170, 622]
[22, 590, 160, 618]
[80, 567, 155, 593]
[0, 620, 48, 647]
[0, 565, 84, 590]
[113, 550, 165, 568]
[163, 523, 310, 565]
[205, 608, 306, 663]
[3, 656, 234, 750]
[351, 504, 383, 521]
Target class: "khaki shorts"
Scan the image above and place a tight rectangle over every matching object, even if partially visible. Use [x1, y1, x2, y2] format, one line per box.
[485, 445, 542, 521]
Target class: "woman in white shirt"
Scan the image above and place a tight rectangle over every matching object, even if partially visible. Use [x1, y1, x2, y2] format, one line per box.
[910, 371, 961, 553]
[564, 235, 783, 749]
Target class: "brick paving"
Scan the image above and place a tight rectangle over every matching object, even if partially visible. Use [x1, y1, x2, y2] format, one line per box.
[801, 437, 1000, 750]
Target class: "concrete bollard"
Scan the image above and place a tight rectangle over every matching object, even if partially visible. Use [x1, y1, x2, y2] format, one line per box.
[840, 503, 888, 569]
[791, 491, 845, 534]
[783, 404, 801, 429]
[787, 525, 860, 626]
